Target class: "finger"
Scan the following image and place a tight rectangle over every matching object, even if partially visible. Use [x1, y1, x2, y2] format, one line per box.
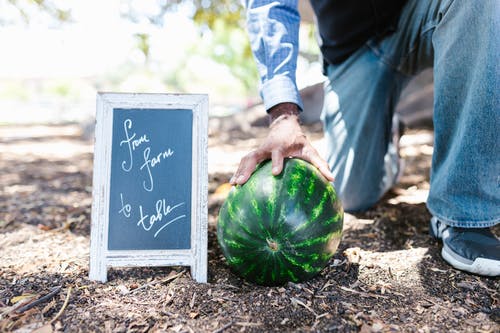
[271, 150, 284, 175]
[230, 151, 266, 185]
[302, 148, 335, 182]
[312, 156, 335, 182]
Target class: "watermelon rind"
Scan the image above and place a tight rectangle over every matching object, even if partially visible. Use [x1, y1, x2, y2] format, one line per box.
[217, 158, 343, 286]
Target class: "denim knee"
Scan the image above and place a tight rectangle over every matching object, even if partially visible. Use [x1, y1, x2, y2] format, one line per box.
[340, 190, 382, 213]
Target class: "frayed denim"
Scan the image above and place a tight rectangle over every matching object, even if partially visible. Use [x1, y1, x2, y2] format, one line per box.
[321, 0, 500, 227]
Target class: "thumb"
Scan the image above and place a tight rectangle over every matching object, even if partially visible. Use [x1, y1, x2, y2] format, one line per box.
[271, 150, 284, 176]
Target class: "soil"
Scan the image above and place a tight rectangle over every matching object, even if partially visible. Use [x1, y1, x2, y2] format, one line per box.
[0, 116, 498, 333]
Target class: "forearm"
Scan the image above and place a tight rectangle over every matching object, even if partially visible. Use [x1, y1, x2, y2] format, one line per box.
[245, 0, 304, 111]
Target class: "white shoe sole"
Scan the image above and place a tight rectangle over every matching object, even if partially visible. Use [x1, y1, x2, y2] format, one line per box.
[442, 244, 500, 277]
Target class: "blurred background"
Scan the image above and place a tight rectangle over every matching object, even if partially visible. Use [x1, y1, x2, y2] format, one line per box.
[0, 0, 327, 125]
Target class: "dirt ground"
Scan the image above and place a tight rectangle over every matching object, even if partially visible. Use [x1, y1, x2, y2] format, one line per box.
[0, 116, 498, 333]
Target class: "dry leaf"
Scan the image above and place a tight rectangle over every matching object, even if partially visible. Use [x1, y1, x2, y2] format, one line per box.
[116, 285, 129, 295]
[104, 320, 115, 333]
[189, 292, 196, 309]
[171, 324, 184, 332]
[359, 323, 371, 333]
[59, 262, 69, 273]
[32, 324, 53, 333]
[37, 224, 52, 231]
[371, 321, 385, 332]
[429, 267, 447, 273]
[214, 183, 232, 196]
[11, 294, 37, 305]
[330, 259, 345, 267]
[344, 247, 361, 264]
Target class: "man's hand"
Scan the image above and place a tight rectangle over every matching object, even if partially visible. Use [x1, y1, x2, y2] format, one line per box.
[230, 103, 334, 185]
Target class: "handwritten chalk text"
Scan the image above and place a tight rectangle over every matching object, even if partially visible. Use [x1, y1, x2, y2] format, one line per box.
[120, 118, 150, 172]
[140, 147, 175, 192]
[137, 199, 186, 238]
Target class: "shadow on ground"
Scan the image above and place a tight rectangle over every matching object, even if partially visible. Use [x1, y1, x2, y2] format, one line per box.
[0, 123, 498, 332]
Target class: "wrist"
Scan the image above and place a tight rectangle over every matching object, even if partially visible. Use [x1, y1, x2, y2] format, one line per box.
[268, 103, 300, 124]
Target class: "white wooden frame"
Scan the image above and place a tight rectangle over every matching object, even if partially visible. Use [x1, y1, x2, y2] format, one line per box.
[89, 92, 208, 283]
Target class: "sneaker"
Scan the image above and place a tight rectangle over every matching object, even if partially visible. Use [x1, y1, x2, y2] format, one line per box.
[429, 217, 500, 277]
[382, 114, 406, 193]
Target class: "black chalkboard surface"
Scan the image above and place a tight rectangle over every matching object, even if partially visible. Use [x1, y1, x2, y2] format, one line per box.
[90, 93, 208, 283]
[108, 108, 192, 250]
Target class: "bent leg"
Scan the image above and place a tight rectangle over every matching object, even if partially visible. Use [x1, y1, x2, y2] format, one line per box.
[320, 0, 480, 213]
[321, 48, 406, 212]
[428, 0, 500, 227]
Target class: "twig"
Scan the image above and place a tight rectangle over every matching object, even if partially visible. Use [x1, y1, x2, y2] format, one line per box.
[50, 286, 72, 324]
[220, 283, 240, 290]
[235, 322, 262, 327]
[319, 281, 334, 292]
[128, 270, 185, 294]
[312, 313, 330, 330]
[161, 270, 185, 283]
[212, 321, 233, 333]
[0, 296, 36, 318]
[16, 286, 62, 314]
[290, 297, 317, 317]
[315, 313, 329, 320]
[340, 286, 388, 299]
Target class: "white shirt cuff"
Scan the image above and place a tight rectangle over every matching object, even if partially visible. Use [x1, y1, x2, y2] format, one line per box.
[261, 75, 304, 112]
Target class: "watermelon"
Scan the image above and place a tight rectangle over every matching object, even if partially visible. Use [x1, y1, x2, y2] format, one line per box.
[217, 158, 343, 286]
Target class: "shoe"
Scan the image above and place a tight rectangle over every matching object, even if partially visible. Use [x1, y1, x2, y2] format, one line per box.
[391, 113, 406, 184]
[382, 114, 406, 193]
[429, 217, 500, 277]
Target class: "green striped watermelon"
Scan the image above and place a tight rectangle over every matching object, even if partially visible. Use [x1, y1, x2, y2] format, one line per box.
[217, 158, 343, 286]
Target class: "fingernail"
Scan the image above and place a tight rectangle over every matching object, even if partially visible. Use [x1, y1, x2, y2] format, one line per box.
[272, 167, 279, 174]
[236, 175, 245, 183]
[229, 176, 235, 184]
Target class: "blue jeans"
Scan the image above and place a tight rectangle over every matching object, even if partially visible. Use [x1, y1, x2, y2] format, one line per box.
[321, 0, 500, 227]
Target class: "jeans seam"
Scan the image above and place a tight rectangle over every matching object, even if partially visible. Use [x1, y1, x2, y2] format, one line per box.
[368, 0, 453, 76]
[366, 41, 411, 78]
[436, 0, 456, 25]
[395, 0, 454, 73]
[395, 25, 436, 74]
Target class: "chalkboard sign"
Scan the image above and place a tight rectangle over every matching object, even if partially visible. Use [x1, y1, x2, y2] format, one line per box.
[89, 93, 208, 283]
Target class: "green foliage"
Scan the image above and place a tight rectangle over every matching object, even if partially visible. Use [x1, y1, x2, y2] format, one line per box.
[1, 0, 72, 26]
[121, 0, 258, 95]
[191, 15, 258, 94]
[4, 0, 259, 97]
[193, 1, 259, 94]
[0, 81, 30, 101]
[191, 0, 244, 29]
[0, 78, 94, 101]
[120, 0, 244, 28]
[134, 33, 151, 61]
